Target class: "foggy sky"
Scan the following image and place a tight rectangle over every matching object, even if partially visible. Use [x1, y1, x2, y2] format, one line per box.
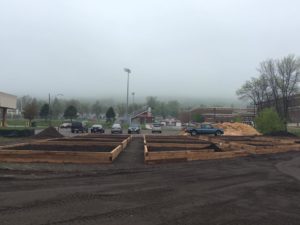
[1, 0, 300, 102]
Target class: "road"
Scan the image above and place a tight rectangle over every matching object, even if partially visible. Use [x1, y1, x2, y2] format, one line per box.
[0, 137, 300, 225]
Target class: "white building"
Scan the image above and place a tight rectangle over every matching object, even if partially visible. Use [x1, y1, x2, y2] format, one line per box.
[0, 92, 17, 127]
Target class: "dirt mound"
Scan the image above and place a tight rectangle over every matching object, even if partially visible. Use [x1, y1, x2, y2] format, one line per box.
[215, 122, 260, 136]
[34, 126, 64, 139]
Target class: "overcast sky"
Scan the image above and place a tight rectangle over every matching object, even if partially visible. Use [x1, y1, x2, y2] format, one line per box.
[1, 0, 300, 102]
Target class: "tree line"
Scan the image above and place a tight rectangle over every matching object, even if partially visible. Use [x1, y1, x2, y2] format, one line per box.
[236, 54, 300, 128]
[17, 95, 182, 125]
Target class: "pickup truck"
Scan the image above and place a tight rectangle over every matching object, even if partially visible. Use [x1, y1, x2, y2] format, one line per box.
[186, 123, 224, 136]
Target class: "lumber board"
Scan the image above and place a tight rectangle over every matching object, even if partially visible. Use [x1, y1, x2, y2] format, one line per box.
[0, 150, 112, 164]
[111, 145, 123, 161]
[9, 141, 122, 147]
[187, 150, 248, 161]
[146, 143, 212, 148]
[145, 151, 187, 161]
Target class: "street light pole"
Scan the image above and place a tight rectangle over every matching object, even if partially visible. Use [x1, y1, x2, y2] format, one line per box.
[48, 93, 63, 127]
[132, 92, 135, 105]
[48, 93, 51, 126]
[124, 68, 131, 124]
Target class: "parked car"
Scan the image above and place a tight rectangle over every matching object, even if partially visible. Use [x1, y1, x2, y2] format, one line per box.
[71, 121, 89, 133]
[152, 123, 162, 133]
[186, 123, 224, 136]
[90, 124, 105, 133]
[128, 124, 141, 134]
[60, 122, 71, 128]
[111, 123, 123, 134]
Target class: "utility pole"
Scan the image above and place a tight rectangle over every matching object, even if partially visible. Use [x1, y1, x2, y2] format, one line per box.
[48, 93, 51, 126]
[124, 68, 131, 124]
[132, 92, 135, 105]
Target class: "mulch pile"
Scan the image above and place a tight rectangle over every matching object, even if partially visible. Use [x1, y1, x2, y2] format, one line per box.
[215, 122, 261, 136]
[34, 127, 64, 139]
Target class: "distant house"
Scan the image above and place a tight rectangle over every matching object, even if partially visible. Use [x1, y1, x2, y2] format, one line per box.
[161, 118, 182, 127]
[131, 106, 154, 124]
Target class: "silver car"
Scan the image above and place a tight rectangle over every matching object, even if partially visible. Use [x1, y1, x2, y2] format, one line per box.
[111, 123, 123, 134]
[152, 123, 162, 133]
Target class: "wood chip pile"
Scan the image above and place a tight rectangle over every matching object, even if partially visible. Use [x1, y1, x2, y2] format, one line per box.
[215, 122, 260, 136]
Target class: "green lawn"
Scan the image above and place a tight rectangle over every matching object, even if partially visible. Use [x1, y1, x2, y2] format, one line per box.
[287, 127, 300, 136]
[6, 119, 64, 128]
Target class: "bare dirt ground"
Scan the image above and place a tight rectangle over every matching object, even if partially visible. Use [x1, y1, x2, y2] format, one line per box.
[0, 137, 300, 225]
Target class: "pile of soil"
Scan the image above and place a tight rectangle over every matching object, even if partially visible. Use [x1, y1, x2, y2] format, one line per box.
[216, 122, 261, 136]
[34, 127, 64, 139]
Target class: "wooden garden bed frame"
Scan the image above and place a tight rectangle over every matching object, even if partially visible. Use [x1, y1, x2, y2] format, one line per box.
[144, 135, 300, 164]
[0, 135, 132, 164]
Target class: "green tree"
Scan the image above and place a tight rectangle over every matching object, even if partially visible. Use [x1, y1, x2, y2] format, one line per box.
[233, 116, 243, 123]
[237, 54, 300, 130]
[106, 107, 116, 122]
[79, 102, 91, 116]
[23, 98, 38, 126]
[92, 100, 102, 120]
[39, 103, 49, 120]
[146, 96, 158, 110]
[158, 102, 167, 118]
[52, 97, 63, 119]
[116, 103, 126, 116]
[166, 100, 180, 117]
[63, 105, 78, 122]
[192, 114, 205, 123]
[255, 108, 285, 134]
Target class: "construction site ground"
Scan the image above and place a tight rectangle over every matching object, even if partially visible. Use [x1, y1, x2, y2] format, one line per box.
[1, 136, 300, 225]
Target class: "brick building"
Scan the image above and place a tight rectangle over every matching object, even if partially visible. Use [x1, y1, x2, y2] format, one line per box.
[179, 107, 255, 123]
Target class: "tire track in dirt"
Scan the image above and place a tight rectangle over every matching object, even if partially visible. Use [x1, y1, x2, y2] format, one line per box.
[0, 186, 173, 216]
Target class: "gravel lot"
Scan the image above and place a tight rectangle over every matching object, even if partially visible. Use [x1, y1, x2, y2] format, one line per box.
[0, 136, 300, 225]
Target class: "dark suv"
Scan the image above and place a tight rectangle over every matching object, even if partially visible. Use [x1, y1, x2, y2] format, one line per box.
[128, 124, 141, 134]
[71, 121, 88, 133]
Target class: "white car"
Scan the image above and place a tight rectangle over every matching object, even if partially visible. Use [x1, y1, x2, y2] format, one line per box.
[60, 122, 71, 128]
[152, 123, 162, 133]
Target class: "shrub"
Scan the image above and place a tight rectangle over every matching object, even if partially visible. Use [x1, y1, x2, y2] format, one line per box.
[233, 116, 242, 123]
[255, 108, 285, 134]
[192, 114, 205, 123]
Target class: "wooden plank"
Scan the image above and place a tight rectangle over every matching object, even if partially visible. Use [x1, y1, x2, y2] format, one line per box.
[0, 150, 112, 164]
[110, 145, 123, 161]
[145, 151, 188, 160]
[146, 143, 212, 148]
[49, 138, 124, 143]
[10, 141, 122, 147]
[187, 150, 248, 161]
